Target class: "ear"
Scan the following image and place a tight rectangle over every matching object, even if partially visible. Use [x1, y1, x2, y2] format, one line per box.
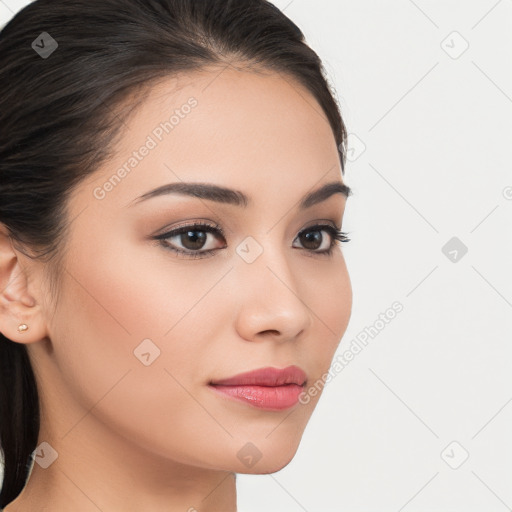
[0, 223, 48, 344]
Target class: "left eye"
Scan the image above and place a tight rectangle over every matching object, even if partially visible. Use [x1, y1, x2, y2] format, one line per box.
[294, 227, 334, 251]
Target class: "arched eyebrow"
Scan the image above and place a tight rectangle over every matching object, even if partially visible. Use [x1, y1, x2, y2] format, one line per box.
[127, 180, 351, 209]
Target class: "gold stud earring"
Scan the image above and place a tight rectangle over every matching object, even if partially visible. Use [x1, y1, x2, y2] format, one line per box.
[17, 324, 29, 333]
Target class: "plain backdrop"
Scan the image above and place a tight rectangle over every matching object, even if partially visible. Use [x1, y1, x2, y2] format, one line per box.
[1, 1, 512, 511]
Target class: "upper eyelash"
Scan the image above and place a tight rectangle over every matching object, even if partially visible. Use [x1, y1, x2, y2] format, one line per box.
[153, 222, 350, 258]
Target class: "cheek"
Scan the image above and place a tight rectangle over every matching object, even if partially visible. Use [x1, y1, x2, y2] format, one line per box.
[298, 254, 352, 387]
[330, 261, 352, 341]
[307, 253, 352, 343]
[56, 238, 220, 376]
[49, 242, 232, 463]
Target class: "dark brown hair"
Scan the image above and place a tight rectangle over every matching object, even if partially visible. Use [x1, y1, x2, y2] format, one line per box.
[0, 0, 347, 506]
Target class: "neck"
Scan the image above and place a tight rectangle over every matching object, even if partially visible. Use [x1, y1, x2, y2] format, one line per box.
[5, 414, 238, 512]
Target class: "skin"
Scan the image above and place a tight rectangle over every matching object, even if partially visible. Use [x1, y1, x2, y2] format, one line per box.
[0, 65, 352, 511]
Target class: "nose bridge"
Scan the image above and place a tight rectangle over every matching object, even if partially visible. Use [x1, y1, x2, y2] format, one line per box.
[232, 231, 312, 339]
[235, 231, 295, 293]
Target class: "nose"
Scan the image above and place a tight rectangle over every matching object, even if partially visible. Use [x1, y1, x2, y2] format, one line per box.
[232, 241, 313, 343]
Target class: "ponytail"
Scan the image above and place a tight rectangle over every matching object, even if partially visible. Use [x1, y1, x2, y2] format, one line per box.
[0, 334, 39, 508]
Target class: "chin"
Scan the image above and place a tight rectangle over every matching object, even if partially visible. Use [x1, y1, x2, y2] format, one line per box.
[235, 441, 300, 475]
[247, 457, 296, 475]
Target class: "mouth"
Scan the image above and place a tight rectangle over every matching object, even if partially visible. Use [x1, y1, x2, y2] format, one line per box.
[208, 365, 307, 411]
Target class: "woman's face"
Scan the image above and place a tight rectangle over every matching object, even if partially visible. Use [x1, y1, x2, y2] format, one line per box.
[30, 66, 352, 474]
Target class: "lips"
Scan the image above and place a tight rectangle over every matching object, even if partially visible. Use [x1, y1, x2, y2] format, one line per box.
[209, 365, 307, 387]
[208, 365, 308, 410]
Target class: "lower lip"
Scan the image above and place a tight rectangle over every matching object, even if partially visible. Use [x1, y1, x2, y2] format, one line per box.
[208, 383, 305, 410]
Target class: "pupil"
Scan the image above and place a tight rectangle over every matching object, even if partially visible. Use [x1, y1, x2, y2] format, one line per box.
[302, 231, 321, 249]
[182, 230, 206, 250]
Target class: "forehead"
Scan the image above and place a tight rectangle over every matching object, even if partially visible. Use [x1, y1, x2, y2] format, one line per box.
[80, 65, 343, 212]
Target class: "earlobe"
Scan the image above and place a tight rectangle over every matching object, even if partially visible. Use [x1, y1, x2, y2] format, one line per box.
[0, 310, 47, 345]
[0, 224, 47, 345]
[0, 314, 48, 345]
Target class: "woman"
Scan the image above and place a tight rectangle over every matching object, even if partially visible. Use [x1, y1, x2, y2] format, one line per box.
[0, 0, 352, 510]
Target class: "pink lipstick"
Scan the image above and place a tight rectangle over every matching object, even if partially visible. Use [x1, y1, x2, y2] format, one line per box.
[208, 365, 307, 411]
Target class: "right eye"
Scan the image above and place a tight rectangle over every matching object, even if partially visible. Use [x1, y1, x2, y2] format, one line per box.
[152, 221, 227, 258]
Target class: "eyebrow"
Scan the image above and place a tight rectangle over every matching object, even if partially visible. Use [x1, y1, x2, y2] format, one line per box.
[128, 180, 351, 210]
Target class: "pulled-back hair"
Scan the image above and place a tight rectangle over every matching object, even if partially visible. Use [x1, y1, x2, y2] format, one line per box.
[0, 0, 347, 506]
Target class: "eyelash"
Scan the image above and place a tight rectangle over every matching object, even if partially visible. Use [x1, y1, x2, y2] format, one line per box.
[152, 221, 350, 259]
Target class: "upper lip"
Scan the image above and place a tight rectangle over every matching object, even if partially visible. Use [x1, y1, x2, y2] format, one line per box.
[209, 365, 307, 387]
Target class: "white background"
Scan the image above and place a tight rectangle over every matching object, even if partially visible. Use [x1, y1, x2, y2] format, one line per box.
[1, 1, 512, 510]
